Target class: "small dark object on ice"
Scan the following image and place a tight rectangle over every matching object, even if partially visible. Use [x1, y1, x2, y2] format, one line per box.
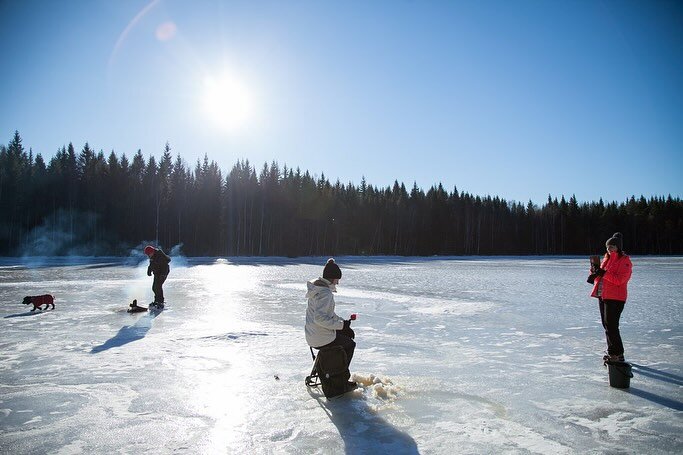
[274, 375, 280, 380]
[127, 299, 148, 313]
[604, 358, 633, 388]
[22, 295, 55, 311]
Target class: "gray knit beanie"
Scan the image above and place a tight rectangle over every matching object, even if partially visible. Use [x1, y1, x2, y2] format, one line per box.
[605, 232, 623, 251]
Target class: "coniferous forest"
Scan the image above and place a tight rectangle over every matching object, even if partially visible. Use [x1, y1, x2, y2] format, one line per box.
[1, 131, 681, 257]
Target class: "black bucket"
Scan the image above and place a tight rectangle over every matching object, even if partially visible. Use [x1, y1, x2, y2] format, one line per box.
[605, 360, 633, 388]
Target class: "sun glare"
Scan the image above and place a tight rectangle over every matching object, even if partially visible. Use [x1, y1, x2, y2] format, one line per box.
[201, 73, 253, 132]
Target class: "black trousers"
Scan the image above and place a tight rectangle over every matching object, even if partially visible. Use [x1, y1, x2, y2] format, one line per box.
[317, 332, 356, 367]
[152, 274, 168, 303]
[599, 298, 625, 356]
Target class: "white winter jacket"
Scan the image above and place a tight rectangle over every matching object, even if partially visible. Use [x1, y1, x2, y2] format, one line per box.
[305, 278, 344, 348]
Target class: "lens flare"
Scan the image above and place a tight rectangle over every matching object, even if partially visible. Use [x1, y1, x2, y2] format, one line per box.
[155, 21, 177, 41]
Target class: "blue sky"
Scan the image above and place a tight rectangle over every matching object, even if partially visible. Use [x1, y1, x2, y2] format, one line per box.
[1, 0, 681, 205]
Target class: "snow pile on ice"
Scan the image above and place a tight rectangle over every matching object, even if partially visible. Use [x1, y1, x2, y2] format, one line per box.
[353, 373, 399, 400]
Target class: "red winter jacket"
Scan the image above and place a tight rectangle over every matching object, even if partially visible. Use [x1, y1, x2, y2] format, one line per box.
[591, 252, 632, 301]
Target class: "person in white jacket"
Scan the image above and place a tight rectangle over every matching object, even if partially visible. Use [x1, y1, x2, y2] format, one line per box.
[305, 258, 355, 368]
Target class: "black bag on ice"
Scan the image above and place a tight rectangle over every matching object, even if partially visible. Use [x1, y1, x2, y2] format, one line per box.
[315, 346, 351, 398]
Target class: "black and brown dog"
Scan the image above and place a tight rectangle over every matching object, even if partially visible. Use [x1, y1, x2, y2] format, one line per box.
[22, 294, 55, 311]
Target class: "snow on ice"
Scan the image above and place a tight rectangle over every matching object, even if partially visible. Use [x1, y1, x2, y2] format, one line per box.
[0, 256, 681, 454]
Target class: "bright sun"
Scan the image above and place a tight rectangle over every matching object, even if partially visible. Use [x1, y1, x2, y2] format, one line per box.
[201, 73, 253, 132]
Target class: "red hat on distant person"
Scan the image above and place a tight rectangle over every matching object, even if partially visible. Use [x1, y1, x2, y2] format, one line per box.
[144, 245, 156, 256]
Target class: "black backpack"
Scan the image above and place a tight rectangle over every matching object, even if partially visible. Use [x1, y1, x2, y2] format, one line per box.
[315, 346, 351, 398]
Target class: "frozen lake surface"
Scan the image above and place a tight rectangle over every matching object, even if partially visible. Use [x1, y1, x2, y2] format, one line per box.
[1, 256, 681, 454]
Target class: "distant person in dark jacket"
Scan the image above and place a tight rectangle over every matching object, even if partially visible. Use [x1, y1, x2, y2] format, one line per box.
[144, 245, 171, 306]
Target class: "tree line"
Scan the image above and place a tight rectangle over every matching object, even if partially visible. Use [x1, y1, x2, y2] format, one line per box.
[1, 131, 681, 256]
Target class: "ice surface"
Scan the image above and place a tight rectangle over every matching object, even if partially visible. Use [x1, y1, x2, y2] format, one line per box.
[0, 256, 681, 454]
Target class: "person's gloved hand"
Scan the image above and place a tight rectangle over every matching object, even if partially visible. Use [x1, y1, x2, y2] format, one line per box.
[339, 320, 355, 339]
[587, 274, 596, 284]
[147, 270, 152, 277]
[596, 268, 606, 277]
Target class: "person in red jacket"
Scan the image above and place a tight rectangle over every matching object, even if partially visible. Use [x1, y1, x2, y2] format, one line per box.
[589, 232, 632, 361]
